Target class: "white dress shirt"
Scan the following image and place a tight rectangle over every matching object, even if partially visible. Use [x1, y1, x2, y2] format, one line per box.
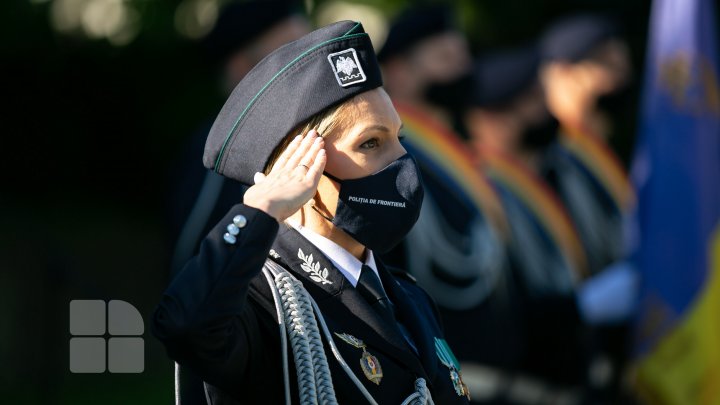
[289, 220, 418, 354]
[287, 220, 380, 288]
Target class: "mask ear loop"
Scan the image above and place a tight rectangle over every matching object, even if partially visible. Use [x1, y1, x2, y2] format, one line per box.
[322, 171, 343, 183]
[310, 172, 342, 222]
[311, 205, 334, 222]
[309, 191, 335, 223]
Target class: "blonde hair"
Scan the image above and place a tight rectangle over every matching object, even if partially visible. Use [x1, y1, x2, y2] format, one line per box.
[263, 99, 353, 174]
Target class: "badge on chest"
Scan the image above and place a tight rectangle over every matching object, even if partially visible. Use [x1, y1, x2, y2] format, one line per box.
[334, 332, 383, 385]
[435, 337, 471, 400]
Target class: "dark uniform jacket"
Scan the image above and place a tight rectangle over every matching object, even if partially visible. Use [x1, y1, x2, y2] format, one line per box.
[152, 204, 470, 404]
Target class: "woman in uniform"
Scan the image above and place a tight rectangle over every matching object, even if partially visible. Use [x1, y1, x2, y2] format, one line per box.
[152, 21, 470, 404]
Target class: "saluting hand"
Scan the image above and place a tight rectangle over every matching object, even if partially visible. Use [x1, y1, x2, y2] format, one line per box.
[243, 129, 326, 222]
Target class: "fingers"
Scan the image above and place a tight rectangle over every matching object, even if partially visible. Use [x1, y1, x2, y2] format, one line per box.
[244, 129, 326, 222]
[273, 134, 303, 170]
[299, 135, 325, 176]
[305, 149, 326, 185]
[300, 134, 324, 169]
[285, 129, 319, 169]
[253, 172, 266, 184]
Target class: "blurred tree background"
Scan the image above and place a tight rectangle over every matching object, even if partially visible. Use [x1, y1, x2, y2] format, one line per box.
[0, 0, 651, 403]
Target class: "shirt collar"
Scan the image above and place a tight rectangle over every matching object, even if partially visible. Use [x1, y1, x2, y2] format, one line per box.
[287, 220, 378, 287]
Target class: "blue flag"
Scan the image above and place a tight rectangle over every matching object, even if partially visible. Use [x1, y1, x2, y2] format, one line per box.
[630, 0, 720, 402]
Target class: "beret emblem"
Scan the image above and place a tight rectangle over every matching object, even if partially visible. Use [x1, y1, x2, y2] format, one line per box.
[327, 48, 367, 87]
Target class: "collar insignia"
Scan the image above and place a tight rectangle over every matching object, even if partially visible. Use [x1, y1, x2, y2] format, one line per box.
[298, 248, 333, 285]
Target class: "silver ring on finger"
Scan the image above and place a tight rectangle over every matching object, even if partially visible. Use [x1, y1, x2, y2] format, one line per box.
[297, 164, 310, 171]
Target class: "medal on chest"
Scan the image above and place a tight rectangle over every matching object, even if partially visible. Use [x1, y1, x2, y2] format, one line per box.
[334, 332, 383, 385]
[434, 337, 470, 399]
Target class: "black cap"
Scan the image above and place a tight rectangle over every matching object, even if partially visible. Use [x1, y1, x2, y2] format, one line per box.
[540, 13, 620, 62]
[202, 0, 303, 64]
[377, 5, 456, 62]
[203, 21, 383, 184]
[469, 45, 541, 108]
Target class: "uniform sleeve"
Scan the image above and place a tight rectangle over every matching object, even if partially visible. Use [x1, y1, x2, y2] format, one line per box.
[151, 203, 280, 391]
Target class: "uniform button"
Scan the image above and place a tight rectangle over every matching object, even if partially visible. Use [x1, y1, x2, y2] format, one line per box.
[233, 215, 247, 228]
[223, 232, 237, 245]
[227, 223, 240, 236]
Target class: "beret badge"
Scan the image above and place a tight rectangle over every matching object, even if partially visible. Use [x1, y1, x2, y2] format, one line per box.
[327, 48, 367, 87]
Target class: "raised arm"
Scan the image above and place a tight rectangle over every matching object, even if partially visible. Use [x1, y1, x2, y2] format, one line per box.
[152, 129, 325, 391]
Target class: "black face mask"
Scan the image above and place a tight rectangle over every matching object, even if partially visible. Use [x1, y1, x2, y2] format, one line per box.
[424, 72, 475, 113]
[520, 114, 560, 151]
[596, 84, 634, 118]
[318, 154, 424, 253]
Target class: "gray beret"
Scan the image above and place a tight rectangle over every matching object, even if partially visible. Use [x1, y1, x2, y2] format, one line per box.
[203, 20, 383, 185]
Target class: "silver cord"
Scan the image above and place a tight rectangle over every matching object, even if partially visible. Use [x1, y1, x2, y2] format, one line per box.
[174, 361, 180, 405]
[262, 259, 434, 405]
[262, 261, 337, 404]
[261, 269, 291, 405]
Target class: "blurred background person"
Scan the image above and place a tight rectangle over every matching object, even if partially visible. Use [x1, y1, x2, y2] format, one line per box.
[466, 44, 592, 404]
[379, 6, 536, 404]
[468, 41, 640, 403]
[379, 4, 473, 138]
[164, 2, 309, 402]
[539, 13, 636, 276]
[167, 0, 310, 276]
[539, 15, 640, 401]
[378, 5, 509, 308]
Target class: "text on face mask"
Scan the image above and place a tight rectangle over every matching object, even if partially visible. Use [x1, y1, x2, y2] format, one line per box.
[347, 195, 407, 208]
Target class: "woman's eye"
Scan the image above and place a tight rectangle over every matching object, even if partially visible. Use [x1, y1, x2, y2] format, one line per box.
[360, 138, 379, 149]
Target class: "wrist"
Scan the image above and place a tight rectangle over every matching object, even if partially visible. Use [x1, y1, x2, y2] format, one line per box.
[243, 196, 281, 221]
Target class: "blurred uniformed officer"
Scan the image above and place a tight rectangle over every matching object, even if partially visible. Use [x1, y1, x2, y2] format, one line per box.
[539, 15, 639, 402]
[378, 7, 535, 403]
[539, 13, 635, 275]
[167, 0, 310, 275]
[467, 43, 639, 403]
[153, 21, 471, 404]
[466, 45, 591, 402]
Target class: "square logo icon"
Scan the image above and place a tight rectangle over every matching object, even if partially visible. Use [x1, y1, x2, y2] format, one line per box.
[327, 48, 367, 87]
[69, 299, 145, 373]
[70, 300, 106, 336]
[108, 337, 144, 373]
[70, 337, 106, 373]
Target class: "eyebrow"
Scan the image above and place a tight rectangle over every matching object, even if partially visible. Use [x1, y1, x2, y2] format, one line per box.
[362, 123, 404, 135]
[363, 124, 392, 134]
